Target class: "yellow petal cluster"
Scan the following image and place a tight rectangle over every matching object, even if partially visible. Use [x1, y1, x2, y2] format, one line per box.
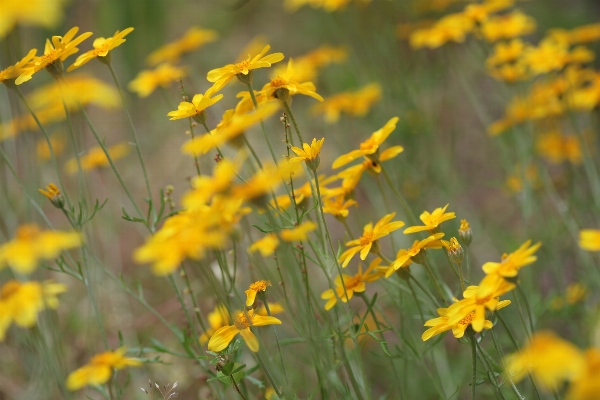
[66, 347, 141, 391]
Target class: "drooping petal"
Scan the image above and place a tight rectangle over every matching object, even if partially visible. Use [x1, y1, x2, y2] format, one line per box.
[239, 328, 260, 352]
[207, 325, 240, 352]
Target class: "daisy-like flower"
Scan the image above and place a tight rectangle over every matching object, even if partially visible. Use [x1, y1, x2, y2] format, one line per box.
[167, 86, 223, 123]
[321, 258, 384, 310]
[207, 45, 284, 93]
[38, 183, 64, 208]
[0, 49, 37, 85]
[323, 195, 357, 219]
[0, 0, 67, 39]
[482, 239, 542, 278]
[245, 280, 271, 307]
[280, 221, 317, 241]
[64, 143, 130, 175]
[231, 160, 301, 202]
[207, 309, 282, 353]
[422, 302, 495, 341]
[334, 146, 404, 193]
[0, 224, 81, 274]
[128, 63, 187, 98]
[505, 331, 585, 390]
[290, 137, 324, 170]
[199, 304, 231, 345]
[249, 222, 317, 257]
[16, 27, 93, 84]
[403, 204, 456, 234]
[67, 27, 134, 71]
[0, 280, 67, 341]
[567, 348, 600, 400]
[332, 117, 399, 169]
[248, 234, 279, 257]
[579, 229, 600, 251]
[312, 83, 381, 123]
[66, 347, 141, 391]
[384, 233, 444, 277]
[480, 10, 537, 43]
[339, 212, 405, 268]
[261, 59, 324, 102]
[147, 26, 217, 66]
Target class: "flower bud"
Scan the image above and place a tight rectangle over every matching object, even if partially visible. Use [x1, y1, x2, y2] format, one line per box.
[459, 219, 472, 246]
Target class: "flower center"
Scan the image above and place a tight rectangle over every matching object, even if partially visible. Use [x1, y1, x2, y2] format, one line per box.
[235, 60, 250, 72]
[360, 138, 377, 152]
[234, 312, 252, 329]
[249, 280, 270, 292]
[270, 76, 287, 88]
[40, 50, 58, 63]
[0, 280, 21, 299]
[459, 311, 475, 326]
[476, 295, 492, 305]
[359, 231, 374, 246]
[94, 43, 110, 56]
[16, 224, 40, 240]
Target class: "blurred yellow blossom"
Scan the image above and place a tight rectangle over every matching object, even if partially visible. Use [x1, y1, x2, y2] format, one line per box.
[321, 258, 384, 310]
[323, 195, 357, 219]
[280, 221, 317, 242]
[566, 348, 600, 400]
[262, 59, 324, 102]
[128, 63, 187, 98]
[482, 239, 542, 278]
[579, 229, 600, 251]
[549, 23, 600, 45]
[312, 83, 381, 123]
[147, 26, 217, 65]
[167, 86, 223, 123]
[36, 134, 66, 161]
[68, 27, 134, 71]
[0, 0, 67, 38]
[410, 13, 474, 49]
[480, 10, 536, 42]
[207, 309, 281, 352]
[0, 280, 67, 341]
[199, 304, 231, 345]
[0, 49, 37, 85]
[536, 130, 582, 165]
[249, 234, 279, 257]
[65, 143, 129, 175]
[66, 347, 141, 391]
[271, 45, 347, 82]
[0, 224, 81, 274]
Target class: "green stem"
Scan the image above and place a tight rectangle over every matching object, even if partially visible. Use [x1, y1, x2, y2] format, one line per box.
[470, 335, 477, 400]
[282, 100, 304, 144]
[406, 277, 425, 324]
[380, 166, 419, 226]
[255, 350, 281, 397]
[490, 328, 524, 400]
[264, 300, 290, 389]
[421, 258, 448, 306]
[245, 81, 278, 164]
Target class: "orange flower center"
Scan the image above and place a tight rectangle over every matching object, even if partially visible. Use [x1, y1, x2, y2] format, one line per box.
[359, 231, 374, 246]
[0, 280, 21, 299]
[16, 224, 41, 240]
[94, 43, 110, 56]
[235, 60, 250, 72]
[249, 280, 270, 292]
[234, 312, 251, 329]
[40, 50, 59, 63]
[459, 311, 475, 326]
[270, 76, 287, 88]
[359, 138, 377, 152]
[476, 294, 492, 305]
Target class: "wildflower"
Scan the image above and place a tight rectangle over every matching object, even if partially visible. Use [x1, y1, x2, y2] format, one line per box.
[442, 237, 464, 264]
[0, 224, 81, 274]
[486, 39, 527, 66]
[262, 59, 324, 102]
[182, 158, 240, 209]
[505, 164, 541, 193]
[67, 27, 134, 71]
[200, 304, 231, 345]
[579, 230, 600, 251]
[0, 0, 66, 39]
[207, 309, 281, 352]
[482, 239, 542, 278]
[524, 38, 594, 76]
[536, 130, 582, 165]
[480, 10, 537, 42]
[234, 89, 271, 115]
[549, 23, 600, 45]
[332, 117, 399, 169]
[290, 137, 324, 170]
[271, 45, 347, 82]
[0, 49, 37, 86]
[128, 63, 188, 98]
[566, 283, 587, 305]
[321, 258, 384, 310]
[458, 219, 472, 245]
[181, 103, 279, 156]
[167, 86, 223, 124]
[38, 183, 64, 208]
[339, 212, 405, 268]
[248, 234, 279, 257]
[64, 143, 129, 174]
[323, 195, 357, 219]
[566, 348, 600, 400]
[335, 145, 404, 193]
[268, 180, 313, 211]
[384, 233, 444, 277]
[147, 27, 217, 65]
[231, 160, 301, 202]
[404, 204, 456, 234]
[312, 83, 381, 123]
[16, 27, 93, 84]
[409, 13, 474, 49]
[207, 45, 284, 92]
[280, 221, 317, 241]
[66, 347, 141, 391]
[245, 280, 271, 307]
[0, 280, 67, 341]
[505, 331, 585, 390]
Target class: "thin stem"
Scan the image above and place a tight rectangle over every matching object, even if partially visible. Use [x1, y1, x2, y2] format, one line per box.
[490, 328, 524, 400]
[282, 100, 304, 144]
[470, 335, 477, 400]
[516, 283, 535, 335]
[264, 300, 290, 389]
[421, 258, 448, 306]
[380, 166, 419, 226]
[406, 277, 425, 324]
[255, 350, 281, 397]
[231, 377, 248, 400]
[245, 81, 278, 163]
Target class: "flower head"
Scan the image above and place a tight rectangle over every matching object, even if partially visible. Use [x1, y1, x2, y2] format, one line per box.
[167, 86, 223, 123]
[458, 219, 472, 245]
[339, 212, 405, 267]
[312, 83, 381, 123]
[245, 280, 271, 307]
[404, 204, 456, 234]
[323, 195, 357, 219]
[384, 233, 444, 277]
[262, 58, 324, 102]
[128, 63, 187, 98]
[66, 347, 141, 391]
[567, 348, 600, 400]
[207, 45, 284, 92]
[321, 258, 384, 310]
[480, 10, 537, 42]
[64, 143, 130, 175]
[482, 239, 542, 278]
[248, 234, 279, 257]
[147, 27, 217, 65]
[579, 230, 600, 251]
[0, 0, 67, 39]
[290, 137, 324, 170]
[422, 303, 493, 341]
[0, 280, 66, 340]
[280, 221, 317, 242]
[0, 49, 37, 85]
[38, 183, 64, 208]
[0, 224, 81, 274]
[67, 27, 134, 71]
[199, 304, 231, 345]
[207, 309, 281, 352]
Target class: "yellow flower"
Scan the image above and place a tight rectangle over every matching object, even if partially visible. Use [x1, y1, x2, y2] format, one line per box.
[409, 12, 474, 49]
[458, 219, 472, 245]
[404, 204, 456, 234]
[0, 0, 67, 39]
[167, 87, 223, 122]
[422, 306, 488, 341]
[67, 27, 134, 71]
[245, 280, 271, 307]
[16, 27, 93, 84]
[334, 146, 404, 193]
[235, 89, 271, 115]
[566, 283, 587, 305]
[280, 221, 317, 241]
[37, 134, 66, 161]
[339, 212, 405, 268]
[566, 348, 600, 400]
[480, 10, 537, 42]
[262, 59, 324, 102]
[207, 309, 282, 352]
[549, 23, 600, 45]
[486, 39, 527, 67]
[147, 26, 217, 65]
[64, 143, 130, 175]
[128, 63, 188, 98]
[505, 331, 585, 390]
[0, 224, 81, 274]
[248, 234, 279, 257]
[38, 183, 64, 208]
[536, 130, 582, 165]
[524, 38, 594, 76]
[200, 304, 231, 345]
[182, 158, 241, 209]
[482, 239, 542, 278]
[271, 45, 347, 82]
[312, 83, 381, 123]
[323, 195, 357, 219]
[290, 137, 324, 169]
[181, 103, 279, 156]
[0, 49, 37, 84]
[231, 160, 301, 202]
[207, 45, 284, 93]
[66, 347, 141, 391]
[0, 280, 66, 341]
[321, 258, 384, 310]
[332, 117, 399, 169]
[384, 233, 444, 277]
[579, 229, 600, 251]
